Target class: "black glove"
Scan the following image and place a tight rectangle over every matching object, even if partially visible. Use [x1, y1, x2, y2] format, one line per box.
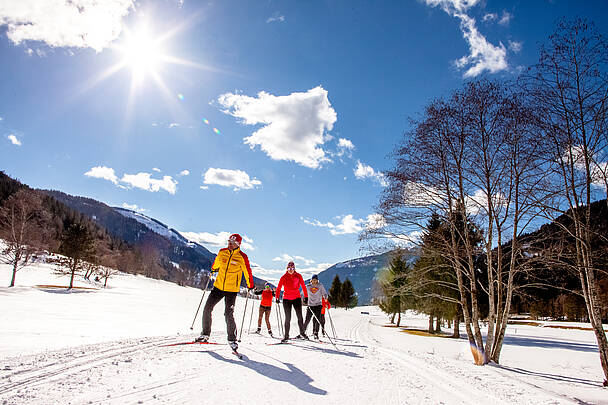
[303, 297, 308, 305]
[248, 286, 254, 291]
[275, 298, 280, 303]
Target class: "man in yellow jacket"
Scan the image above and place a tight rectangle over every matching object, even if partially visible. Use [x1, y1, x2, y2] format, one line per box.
[196, 233, 254, 351]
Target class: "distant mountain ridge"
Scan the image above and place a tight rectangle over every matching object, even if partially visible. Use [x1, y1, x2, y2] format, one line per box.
[314, 249, 419, 305]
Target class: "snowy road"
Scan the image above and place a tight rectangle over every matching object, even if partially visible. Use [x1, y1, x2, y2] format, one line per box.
[0, 309, 590, 405]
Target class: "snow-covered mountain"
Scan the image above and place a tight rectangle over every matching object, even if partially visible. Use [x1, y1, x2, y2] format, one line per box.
[315, 249, 419, 305]
[113, 207, 189, 244]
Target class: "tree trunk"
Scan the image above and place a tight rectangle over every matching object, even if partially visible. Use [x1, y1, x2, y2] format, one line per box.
[397, 311, 401, 327]
[435, 316, 441, 333]
[390, 312, 396, 324]
[428, 315, 434, 333]
[453, 314, 460, 338]
[10, 257, 18, 287]
[69, 258, 78, 289]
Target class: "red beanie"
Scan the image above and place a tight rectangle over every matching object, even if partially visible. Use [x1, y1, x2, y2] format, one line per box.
[229, 233, 242, 246]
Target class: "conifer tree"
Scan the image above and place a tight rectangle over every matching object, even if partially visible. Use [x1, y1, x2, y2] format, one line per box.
[328, 275, 343, 307]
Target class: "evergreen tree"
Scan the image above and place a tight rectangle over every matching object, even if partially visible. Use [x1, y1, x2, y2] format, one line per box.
[57, 223, 96, 289]
[341, 278, 358, 309]
[328, 275, 343, 307]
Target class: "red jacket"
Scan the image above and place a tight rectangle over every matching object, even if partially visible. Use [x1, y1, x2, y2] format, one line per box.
[276, 271, 308, 301]
[260, 289, 274, 307]
[322, 298, 331, 314]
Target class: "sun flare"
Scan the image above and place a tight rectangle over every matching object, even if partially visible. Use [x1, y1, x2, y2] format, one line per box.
[117, 27, 164, 84]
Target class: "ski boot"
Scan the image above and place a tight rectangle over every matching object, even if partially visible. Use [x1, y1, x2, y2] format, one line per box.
[295, 333, 309, 340]
[281, 337, 289, 343]
[195, 334, 209, 343]
[229, 341, 238, 351]
[255, 327, 261, 334]
[313, 333, 319, 340]
[268, 329, 273, 337]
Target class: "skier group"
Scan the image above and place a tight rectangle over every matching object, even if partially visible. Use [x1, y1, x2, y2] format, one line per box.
[195, 233, 332, 352]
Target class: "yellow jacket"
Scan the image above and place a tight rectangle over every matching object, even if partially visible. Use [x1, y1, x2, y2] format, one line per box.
[212, 247, 254, 292]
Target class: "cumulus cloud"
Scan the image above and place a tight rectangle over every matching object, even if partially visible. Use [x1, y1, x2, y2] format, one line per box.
[217, 86, 337, 169]
[272, 254, 315, 266]
[178, 169, 190, 176]
[252, 261, 333, 284]
[121, 202, 146, 212]
[423, 0, 508, 77]
[301, 213, 382, 236]
[0, 0, 134, 52]
[121, 173, 178, 194]
[354, 161, 388, 186]
[7, 134, 21, 146]
[180, 231, 255, 252]
[152, 168, 161, 172]
[85, 166, 177, 194]
[203, 168, 262, 191]
[84, 166, 119, 184]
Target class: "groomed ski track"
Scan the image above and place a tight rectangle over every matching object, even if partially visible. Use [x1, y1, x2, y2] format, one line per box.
[0, 309, 577, 404]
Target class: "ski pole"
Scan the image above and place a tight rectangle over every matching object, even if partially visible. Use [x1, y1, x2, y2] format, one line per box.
[237, 289, 251, 342]
[309, 307, 339, 351]
[277, 300, 284, 336]
[247, 294, 256, 334]
[275, 301, 281, 335]
[327, 309, 337, 339]
[190, 272, 213, 330]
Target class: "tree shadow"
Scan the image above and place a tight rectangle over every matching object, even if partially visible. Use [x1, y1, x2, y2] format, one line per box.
[282, 341, 364, 357]
[203, 351, 327, 395]
[490, 363, 602, 388]
[501, 335, 598, 353]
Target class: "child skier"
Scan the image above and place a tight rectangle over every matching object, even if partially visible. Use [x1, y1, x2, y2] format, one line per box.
[254, 283, 275, 336]
[303, 274, 328, 339]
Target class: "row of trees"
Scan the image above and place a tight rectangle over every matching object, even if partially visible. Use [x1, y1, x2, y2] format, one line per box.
[0, 176, 199, 289]
[363, 18, 608, 384]
[328, 275, 358, 309]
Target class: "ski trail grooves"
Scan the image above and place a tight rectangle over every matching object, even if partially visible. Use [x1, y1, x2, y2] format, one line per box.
[0, 336, 175, 395]
[350, 318, 510, 405]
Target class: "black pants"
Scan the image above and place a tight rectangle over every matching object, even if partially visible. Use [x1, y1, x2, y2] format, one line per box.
[202, 287, 238, 342]
[282, 297, 305, 339]
[304, 305, 325, 334]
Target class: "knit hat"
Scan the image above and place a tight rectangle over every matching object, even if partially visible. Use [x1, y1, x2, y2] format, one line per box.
[311, 274, 319, 280]
[287, 261, 295, 270]
[228, 233, 242, 246]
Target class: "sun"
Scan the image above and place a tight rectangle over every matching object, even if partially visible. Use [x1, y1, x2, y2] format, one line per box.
[116, 27, 164, 84]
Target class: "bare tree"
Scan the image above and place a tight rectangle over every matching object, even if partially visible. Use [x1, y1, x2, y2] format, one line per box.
[523, 18, 608, 385]
[0, 189, 49, 287]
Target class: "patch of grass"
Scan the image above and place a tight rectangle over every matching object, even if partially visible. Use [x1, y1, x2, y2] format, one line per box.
[400, 328, 456, 338]
[507, 320, 541, 327]
[543, 325, 592, 331]
[35, 285, 98, 290]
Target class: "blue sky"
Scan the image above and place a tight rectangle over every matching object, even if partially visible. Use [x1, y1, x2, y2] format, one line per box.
[1, 0, 607, 283]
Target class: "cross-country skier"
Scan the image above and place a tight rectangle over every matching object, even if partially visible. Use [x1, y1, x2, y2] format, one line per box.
[303, 274, 328, 339]
[196, 233, 254, 352]
[275, 261, 308, 343]
[254, 283, 275, 336]
[321, 297, 331, 337]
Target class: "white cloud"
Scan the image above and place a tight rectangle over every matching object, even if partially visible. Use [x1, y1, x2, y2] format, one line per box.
[251, 261, 333, 284]
[338, 138, 355, 150]
[498, 11, 512, 26]
[121, 202, 145, 212]
[200, 185, 209, 190]
[152, 168, 161, 173]
[84, 166, 119, 184]
[301, 213, 381, 236]
[423, 0, 508, 77]
[7, 134, 21, 146]
[354, 161, 388, 186]
[179, 169, 190, 176]
[272, 253, 315, 266]
[121, 173, 178, 194]
[266, 13, 285, 23]
[508, 40, 522, 53]
[180, 231, 255, 252]
[217, 86, 337, 169]
[203, 168, 262, 191]
[0, 0, 134, 52]
[168, 123, 180, 128]
[483, 13, 497, 22]
[402, 181, 445, 207]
